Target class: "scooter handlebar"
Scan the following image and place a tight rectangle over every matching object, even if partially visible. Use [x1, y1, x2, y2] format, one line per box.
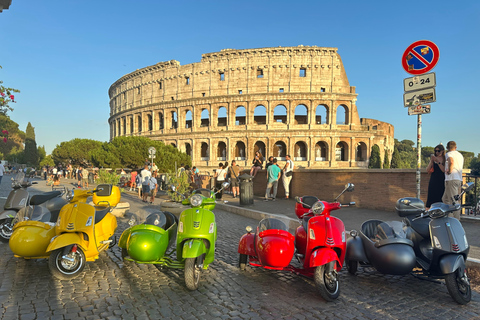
[341, 202, 355, 207]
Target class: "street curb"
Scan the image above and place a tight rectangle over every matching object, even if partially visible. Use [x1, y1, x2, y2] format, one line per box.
[217, 202, 480, 267]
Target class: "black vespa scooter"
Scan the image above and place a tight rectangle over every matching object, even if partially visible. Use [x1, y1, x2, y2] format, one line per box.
[346, 182, 474, 305]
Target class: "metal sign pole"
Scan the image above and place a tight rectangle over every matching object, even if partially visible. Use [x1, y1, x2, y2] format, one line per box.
[416, 114, 422, 198]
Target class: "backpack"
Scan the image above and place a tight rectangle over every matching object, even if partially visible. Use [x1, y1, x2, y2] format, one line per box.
[135, 174, 141, 185]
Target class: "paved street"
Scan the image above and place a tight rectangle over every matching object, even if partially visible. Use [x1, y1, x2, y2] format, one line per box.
[0, 175, 479, 319]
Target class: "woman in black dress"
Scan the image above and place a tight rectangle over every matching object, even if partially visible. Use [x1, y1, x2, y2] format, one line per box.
[426, 144, 446, 209]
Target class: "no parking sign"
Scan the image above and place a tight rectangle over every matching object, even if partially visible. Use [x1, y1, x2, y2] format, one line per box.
[402, 40, 440, 75]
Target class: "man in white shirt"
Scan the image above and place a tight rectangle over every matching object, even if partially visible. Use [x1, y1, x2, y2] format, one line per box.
[140, 165, 152, 202]
[442, 141, 464, 219]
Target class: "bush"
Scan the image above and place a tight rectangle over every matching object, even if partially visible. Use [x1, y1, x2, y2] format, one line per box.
[97, 169, 120, 185]
[166, 171, 190, 202]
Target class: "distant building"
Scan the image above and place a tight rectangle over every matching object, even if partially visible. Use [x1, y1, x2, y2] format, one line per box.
[108, 46, 394, 169]
[0, 0, 12, 13]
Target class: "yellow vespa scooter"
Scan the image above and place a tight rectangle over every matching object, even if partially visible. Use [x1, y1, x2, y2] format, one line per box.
[9, 184, 120, 280]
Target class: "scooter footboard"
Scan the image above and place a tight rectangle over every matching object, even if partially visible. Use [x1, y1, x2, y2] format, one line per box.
[439, 254, 466, 275]
[309, 248, 341, 270]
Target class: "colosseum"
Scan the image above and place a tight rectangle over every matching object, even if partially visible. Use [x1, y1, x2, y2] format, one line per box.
[108, 46, 394, 170]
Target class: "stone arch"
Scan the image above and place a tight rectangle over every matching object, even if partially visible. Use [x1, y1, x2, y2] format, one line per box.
[200, 142, 209, 160]
[254, 105, 266, 125]
[217, 107, 227, 127]
[294, 141, 307, 161]
[217, 141, 227, 161]
[158, 112, 164, 130]
[170, 143, 176, 148]
[273, 104, 287, 123]
[356, 142, 367, 161]
[137, 115, 142, 132]
[316, 105, 328, 124]
[122, 118, 126, 135]
[235, 141, 246, 160]
[147, 114, 153, 131]
[336, 104, 349, 125]
[294, 104, 308, 125]
[315, 141, 328, 161]
[185, 142, 192, 158]
[201, 109, 210, 127]
[185, 110, 193, 128]
[130, 116, 134, 133]
[235, 106, 246, 125]
[171, 111, 178, 129]
[335, 141, 349, 161]
[273, 141, 287, 160]
[254, 141, 266, 159]
[117, 120, 120, 137]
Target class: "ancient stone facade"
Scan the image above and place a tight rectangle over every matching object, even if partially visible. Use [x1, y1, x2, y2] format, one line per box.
[108, 46, 394, 170]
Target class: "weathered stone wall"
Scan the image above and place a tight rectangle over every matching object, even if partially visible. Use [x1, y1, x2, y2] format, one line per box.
[108, 46, 394, 170]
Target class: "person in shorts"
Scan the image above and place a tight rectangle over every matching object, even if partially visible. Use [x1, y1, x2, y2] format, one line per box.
[149, 171, 158, 204]
[140, 165, 152, 202]
[228, 160, 241, 198]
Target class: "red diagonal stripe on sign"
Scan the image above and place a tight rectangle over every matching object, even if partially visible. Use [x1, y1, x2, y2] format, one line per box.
[409, 48, 431, 67]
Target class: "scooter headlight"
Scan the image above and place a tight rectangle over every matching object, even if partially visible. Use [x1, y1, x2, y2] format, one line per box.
[311, 201, 325, 215]
[190, 194, 203, 207]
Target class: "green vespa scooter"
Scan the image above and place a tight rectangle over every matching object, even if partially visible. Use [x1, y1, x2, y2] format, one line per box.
[119, 182, 228, 290]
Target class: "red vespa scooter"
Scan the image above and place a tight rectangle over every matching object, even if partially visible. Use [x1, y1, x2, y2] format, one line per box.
[238, 183, 355, 301]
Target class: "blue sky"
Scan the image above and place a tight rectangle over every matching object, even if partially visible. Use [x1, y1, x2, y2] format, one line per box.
[1, 1, 479, 156]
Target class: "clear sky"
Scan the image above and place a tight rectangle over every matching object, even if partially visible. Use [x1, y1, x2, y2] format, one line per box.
[1, 1, 479, 156]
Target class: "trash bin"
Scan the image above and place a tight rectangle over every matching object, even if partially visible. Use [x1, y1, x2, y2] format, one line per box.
[88, 172, 94, 185]
[239, 173, 254, 206]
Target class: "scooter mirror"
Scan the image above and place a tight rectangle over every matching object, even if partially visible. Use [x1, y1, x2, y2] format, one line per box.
[221, 182, 230, 189]
[295, 196, 301, 203]
[170, 185, 176, 192]
[462, 182, 474, 193]
[345, 183, 355, 192]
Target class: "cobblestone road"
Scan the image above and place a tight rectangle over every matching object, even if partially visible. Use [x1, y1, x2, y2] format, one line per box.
[0, 176, 479, 319]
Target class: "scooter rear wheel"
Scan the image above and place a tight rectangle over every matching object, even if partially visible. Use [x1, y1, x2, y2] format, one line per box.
[314, 262, 340, 301]
[0, 218, 13, 243]
[239, 254, 248, 270]
[185, 256, 204, 291]
[445, 270, 471, 305]
[49, 247, 86, 280]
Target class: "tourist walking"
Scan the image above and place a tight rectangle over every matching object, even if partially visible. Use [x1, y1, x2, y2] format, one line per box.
[282, 155, 294, 199]
[149, 171, 158, 204]
[426, 144, 445, 209]
[265, 158, 281, 201]
[141, 165, 152, 202]
[214, 163, 227, 200]
[442, 141, 464, 219]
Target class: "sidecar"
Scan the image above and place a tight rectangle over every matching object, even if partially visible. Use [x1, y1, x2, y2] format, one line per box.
[346, 220, 416, 275]
[119, 211, 178, 262]
[238, 218, 295, 269]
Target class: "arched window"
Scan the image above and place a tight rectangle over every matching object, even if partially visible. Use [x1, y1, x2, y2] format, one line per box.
[336, 105, 348, 125]
[273, 141, 287, 160]
[356, 142, 367, 161]
[123, 118, 126, 135]
[294, 141, 307, 161]
[254, 105, 266, 125]
[147, 114, 153, 131]
[185, 110, 193, 128]
[171, 111, 178, 129]
[185, 143, 192, 158]
[130, 116, 134, 133]
[316, 105, 328, 124]
[254, 141, 266, 159]
[235, 141, 246, 160]
[335, 141, 348, 161]
[201, 142, 209, 160]
[217, 107, 227, 127]
[117, 120, 120, 137]
[137, 115, 142, 132]
[294, 105, 308, 125]
[235, 106, 246, 125]
[201, 109, 210, 127]
[274, 105, 287, 123]
[217, 142, 227, 161]
[315, 141, 328, 161]
[171, 143, 176, 148]
[158, 112, 164, 130]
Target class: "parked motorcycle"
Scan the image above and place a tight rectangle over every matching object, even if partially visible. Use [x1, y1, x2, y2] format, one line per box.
[0, 172, 66, 242]
[238, 183, 355, 301]
[120, 183, 228, 290]
[9, 184, 120, 280]
[346, 182, 474, 305]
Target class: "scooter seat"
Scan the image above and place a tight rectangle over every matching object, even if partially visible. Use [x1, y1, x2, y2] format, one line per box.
[361, 220, 384, 240]
[94, 206, 110, 224]
[29, 191, 62, 206]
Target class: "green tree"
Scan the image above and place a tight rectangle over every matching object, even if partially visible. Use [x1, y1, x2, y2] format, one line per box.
[460, 151, 474, 169]
[37, 145, 46, 164]
[51, 138, 103, 166]
[0, 66, 20, 114]
[368, 145, 381, 168]
[24, 122, 38, 166]
[390, 145, 402, 168]
[0, 113, 25, 161]
[39, 154, 55, 167]
[383, 151, 390, 169]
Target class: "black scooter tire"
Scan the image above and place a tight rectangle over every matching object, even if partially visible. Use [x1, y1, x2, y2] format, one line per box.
[314, 262, 340, 301]
[445, 271, 471, 305]
[185, 256, 203, 291]
[239, 254, 248, 270]
[49, 248, 86, 280]
[0, 218, 13, 243]
[346, 259, 358, 275]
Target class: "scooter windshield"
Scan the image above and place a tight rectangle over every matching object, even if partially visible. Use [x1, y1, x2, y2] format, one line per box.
[375, 221, 407, 241]
[15, 206, 52, 223]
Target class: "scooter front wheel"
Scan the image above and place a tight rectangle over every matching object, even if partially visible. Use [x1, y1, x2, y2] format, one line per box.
[185, 256, 204, 291]
[445, 270, 471, 305]
[314, 262, 340, 301]
[49, 247, 86, 280]
[0, 218, 13, 243]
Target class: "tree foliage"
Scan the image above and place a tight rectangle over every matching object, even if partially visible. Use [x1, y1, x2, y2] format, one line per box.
[368, 145, 381, 168]
[24, 122, 38, 166]
[383, 151, 390, 169]
[51, 138, 103, 166]
[0, 66, 20, 114]
[0, 114, 24, 160]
